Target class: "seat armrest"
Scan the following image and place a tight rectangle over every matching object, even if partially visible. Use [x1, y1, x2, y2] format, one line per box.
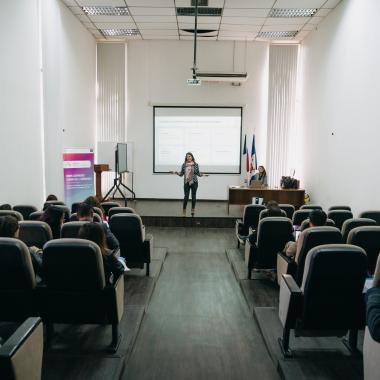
[105, 275, 124, 323]
[279, 274, 302, 329]
[0, 317, 43, 380]
[277, 253, 296, 286]
[143, 234, 153, 263]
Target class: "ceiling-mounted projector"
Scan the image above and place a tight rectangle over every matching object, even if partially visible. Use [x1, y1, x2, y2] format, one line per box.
[187, 78, 202, 85]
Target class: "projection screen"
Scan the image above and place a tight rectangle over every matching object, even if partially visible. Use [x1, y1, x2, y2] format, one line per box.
[153, 106, 242, 174]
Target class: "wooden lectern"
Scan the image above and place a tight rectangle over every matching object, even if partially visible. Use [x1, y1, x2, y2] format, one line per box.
[94, 164, 109, 200]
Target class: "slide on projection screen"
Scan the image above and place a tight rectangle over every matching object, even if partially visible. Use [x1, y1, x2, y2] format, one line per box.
[154, 106, 242, 174]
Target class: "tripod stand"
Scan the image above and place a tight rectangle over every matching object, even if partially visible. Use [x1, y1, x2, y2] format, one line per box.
[102, 149, 135, 206]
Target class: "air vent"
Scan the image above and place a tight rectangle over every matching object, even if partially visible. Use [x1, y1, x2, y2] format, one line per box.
[269, 8, 318, 18]
[191, 0, 208, 6]
[82, 6, 129, 16]
[100, 29, 140, 37]
[257, 31, 298, 39]
[176, 7, 222, 16]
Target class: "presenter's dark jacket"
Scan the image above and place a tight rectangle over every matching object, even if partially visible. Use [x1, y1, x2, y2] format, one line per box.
[102, 223, 119, 251]
[179, 163, 201, 183]
[366, 287, 380, 343]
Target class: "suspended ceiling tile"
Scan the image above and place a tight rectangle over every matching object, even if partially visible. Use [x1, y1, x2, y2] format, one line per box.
[133, 15, 177, 22]
[88, 15, 134, 22]
[137, 22, 178, 29]
[93, 22, 136, 29]
[323, 0, 342, 8]
[77, 0, 126, 6]
[222, 8, 270, 17]
[274, 0, 326, 7]
[218, 35, 255, 41]
[128, 7, 176, 16]
[221, 17, 265, 25]
[125, 0, 174, 6]
[261, 25, 303, 31]
[68, 6, 85, 15]
[143, 35, 179, 39]
[307, 16, 324, 25]
[315, 8, 332, 17]
[62, 0, 81, 6]
[300, 23, 316, 31]
[296, 30, 311, 40]
[224, 0, 276, 8]
[140, 29, 179, 35]
[179, 22, 220, 29]
[177, 16, 222, 24]
[265, 17, 310, 25]
[220, 25, 261, 32]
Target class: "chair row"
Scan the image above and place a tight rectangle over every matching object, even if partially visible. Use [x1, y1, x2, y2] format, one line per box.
[244, 216, 380, 279]
[0, 238, 124, 352]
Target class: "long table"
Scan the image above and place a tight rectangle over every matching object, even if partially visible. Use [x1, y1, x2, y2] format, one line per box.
[228, 186, 305, 213]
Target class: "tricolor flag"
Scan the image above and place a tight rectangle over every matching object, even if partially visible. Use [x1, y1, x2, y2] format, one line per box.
[243, 134, 250, 175]
[251, 134, 257, 171]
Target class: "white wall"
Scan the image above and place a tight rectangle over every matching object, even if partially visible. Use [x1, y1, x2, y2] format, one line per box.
[127, 40, 269, 200]
[42, 0, 96, 200]
[300, 0, 380, 214]
[0, 0, 45, 206]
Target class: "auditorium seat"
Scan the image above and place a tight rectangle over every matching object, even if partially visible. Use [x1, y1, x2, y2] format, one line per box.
[347, 226, 380, 275]
[54, 205, 71, 222]
[61, 221, 88, 238]
[0, 238, 37, 321]
[341, 218, 377, 242]
[299, 218, 336, 231]
[278, 244, 367, 357]
[29, 211, 43, 221]
[292, 210, 310, 227]
[359, 211, 380, 225]
[279, 204, 295, 219]
[108, 207, 136, 219]
[19, 221, 52, 249]
[245, 217, 293, 279]
[328, 205, 352, 211]
[0, 210, 23, 221]
[38, 239, 124, 352]
[327, 209, 354, 230]
[71, 202, 80, 214]
[235, 204, 266, 248]
[101, 202, 120, 217]
[109, 214, 152, 276]
[43, 200, 65, 210]
[300, 204, 323, 210]
[12, 205, 38, 221]
[0, 317, 43, 380]
[259, 208, 287, 220]
[69, 213, 102, 223]
[93, 206, 104, 218]
[276, 226, 342, 286]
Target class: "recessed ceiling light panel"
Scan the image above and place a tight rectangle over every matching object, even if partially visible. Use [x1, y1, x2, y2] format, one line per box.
[257, 31, 298, 39]
[269, 8, 317, 18]
[176, 7, 222, 16]
[100, 29, 139, 37]
[82, 6, 129, 16]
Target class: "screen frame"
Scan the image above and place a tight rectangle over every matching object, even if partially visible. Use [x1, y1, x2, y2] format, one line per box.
[153, 106, 243, 175]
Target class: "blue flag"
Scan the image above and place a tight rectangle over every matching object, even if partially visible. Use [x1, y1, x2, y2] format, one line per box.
[251, 135, 257, 171]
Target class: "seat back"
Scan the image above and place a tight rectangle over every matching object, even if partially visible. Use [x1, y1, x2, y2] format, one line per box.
[40, 239, 109, 323]
[61, 221, 89, 238]
[109, 214, 146, 262]
[341, 218, 377, 242]
[259, 208, 286, 220]
[71, 202, 80, 214]
[300, 218, 336, 231]
[359, 211, 380, 225]
[29, 211, 44, 221]
[43, 200, 65, 209]
[93, 206, 103, 218]
[13, 205, 38, 221]
[0, 238, 36, 321]
[300, 204, 323, 210]
[347, 226, 380, 275]
[328, 205, 351, 211]
[0, 210, 23, 221]
[292, 210, 310, 227]
[242, 204, 266, 232]
[108, 207, 135, 219]
[18, 221, 52, 249]
[70, 213, 102, 223]
[300, 244, 366, 331]
[327, 210, 354, 230]
[256, 217, 293, 268]
[101, 202, 120, 216]
[279, 204, 295, 219]
[294, 227, 342, 285]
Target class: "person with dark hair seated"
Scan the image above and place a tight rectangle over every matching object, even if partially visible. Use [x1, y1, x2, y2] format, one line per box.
[77, 203, 119, 250]
[83, 195, 105, 219]
[263, 200, 283, 218]
[0, 204, 12, 210]
[39, 206, 65, 239]
[283, 209, 327, 257]
[45, 194, 58, 201]
[78, 222, 126, 284]
[0, 215, 43, 278]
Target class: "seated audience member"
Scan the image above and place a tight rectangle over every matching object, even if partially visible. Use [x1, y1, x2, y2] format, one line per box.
[0, 204, 12, 210]
[45, 194, 58, 202]
[78, 223, 126, 284]
[0, 215, 43, 278]
[77, 203, 119, 250]
[283, 209, 327, 257]
[366, 283, 380, 343]
[83, 195, 105, 219]
[39, 206, 65, 239]
[262, 200, 283, 218]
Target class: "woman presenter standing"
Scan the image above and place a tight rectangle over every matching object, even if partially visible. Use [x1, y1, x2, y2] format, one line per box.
[172, 152, 208, 217]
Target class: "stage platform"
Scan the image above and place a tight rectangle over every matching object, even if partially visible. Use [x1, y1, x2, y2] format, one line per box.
[113, 199, 244, 228]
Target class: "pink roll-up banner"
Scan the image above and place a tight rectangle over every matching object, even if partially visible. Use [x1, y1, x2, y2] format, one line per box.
[63, 149, 94, 208]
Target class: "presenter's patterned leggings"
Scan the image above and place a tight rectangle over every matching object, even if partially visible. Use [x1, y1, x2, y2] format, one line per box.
[183, 182, 198, 209]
